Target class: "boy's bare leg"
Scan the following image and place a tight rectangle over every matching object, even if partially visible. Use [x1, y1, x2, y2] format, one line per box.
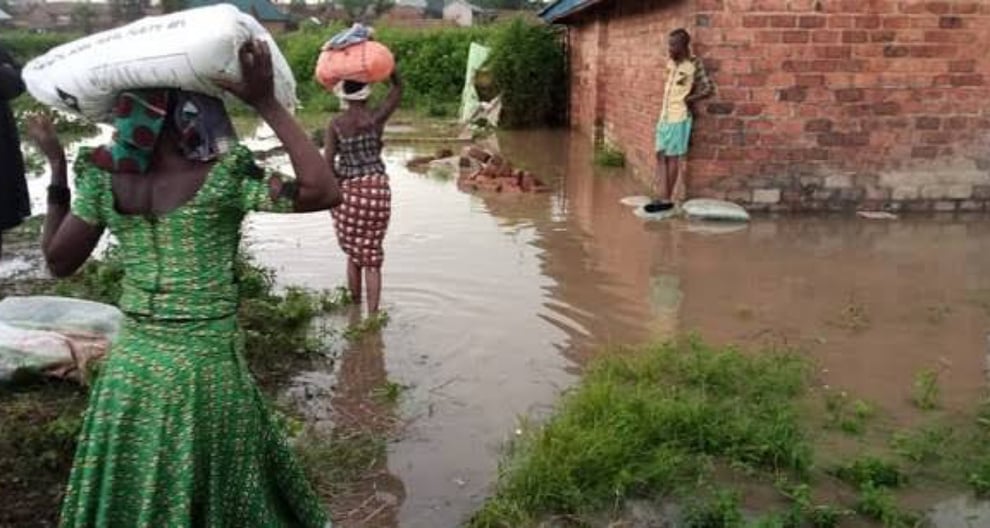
[654, 151, 669, 200]
[671, 156, 688, 205]
[664, 156, 678, 201]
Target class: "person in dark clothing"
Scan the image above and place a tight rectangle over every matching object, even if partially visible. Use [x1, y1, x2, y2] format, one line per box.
[0, 44, 30, 260]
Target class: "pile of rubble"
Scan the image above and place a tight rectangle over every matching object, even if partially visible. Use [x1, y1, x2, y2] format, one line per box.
[407, 145, 548, 195]
[457, 146, 548, 194]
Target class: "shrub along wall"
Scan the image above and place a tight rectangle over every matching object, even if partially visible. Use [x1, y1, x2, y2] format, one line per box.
[279, 19, 566, 125]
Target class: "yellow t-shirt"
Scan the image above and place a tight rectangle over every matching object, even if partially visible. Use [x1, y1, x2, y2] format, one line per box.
[660, 58, 696, 124]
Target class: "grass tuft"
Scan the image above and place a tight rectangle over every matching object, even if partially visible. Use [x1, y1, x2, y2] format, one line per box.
[469, 339, 812, 526]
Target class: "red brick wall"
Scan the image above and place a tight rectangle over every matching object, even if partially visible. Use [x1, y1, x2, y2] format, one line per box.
[566, 16, 600, 139]
[567, 1, 693, 171]
[564, 0, 990, 212]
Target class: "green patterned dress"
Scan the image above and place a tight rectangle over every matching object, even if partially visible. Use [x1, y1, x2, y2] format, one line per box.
[60, 145, 330, 527]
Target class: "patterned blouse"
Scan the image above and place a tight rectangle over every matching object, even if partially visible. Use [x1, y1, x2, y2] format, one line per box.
[72, 144, 293, 321]
[333, 124, 386, 180]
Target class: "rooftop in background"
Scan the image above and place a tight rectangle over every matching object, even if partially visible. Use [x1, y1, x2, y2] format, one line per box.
[538, 0, 607, 22]
[0, 8, 11, 22]
[447, 0, 488, 13]
[186, 0, 290, 22]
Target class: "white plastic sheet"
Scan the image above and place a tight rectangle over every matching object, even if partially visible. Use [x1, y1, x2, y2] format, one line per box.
[0, 296, 122, 381]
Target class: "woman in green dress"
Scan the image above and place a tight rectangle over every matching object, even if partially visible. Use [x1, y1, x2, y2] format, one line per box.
[26, 40, 340, 527]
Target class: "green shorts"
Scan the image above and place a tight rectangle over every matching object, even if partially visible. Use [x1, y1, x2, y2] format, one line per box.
[655, 118, 693, 157]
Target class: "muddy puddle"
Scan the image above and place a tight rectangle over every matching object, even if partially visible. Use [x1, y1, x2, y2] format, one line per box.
[14, 125, 990, 526]
[237, 129, 990, 526]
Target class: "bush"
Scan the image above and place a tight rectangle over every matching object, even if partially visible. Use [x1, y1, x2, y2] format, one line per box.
[487, 18, 566, 128]
[5, 22, 567, 128]
[594, 143, 626, 168]
[278, 24, 495, 114]
[0, 30, 78, 63]
[378, 25, 493, 111]
[278, 21, 566, 127]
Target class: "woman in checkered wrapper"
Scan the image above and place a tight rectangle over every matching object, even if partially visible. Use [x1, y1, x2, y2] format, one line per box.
[323, 71, 402, 314]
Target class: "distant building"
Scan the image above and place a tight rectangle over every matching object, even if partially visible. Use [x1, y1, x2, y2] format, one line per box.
[443, 0, 493, 27]
[9, 2, 115, 32]
[0, 8, 12, 27]
[186, 0, 291, 33]
[380, 0, 426, 24]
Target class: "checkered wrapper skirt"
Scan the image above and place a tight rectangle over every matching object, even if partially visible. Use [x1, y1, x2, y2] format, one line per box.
[331, 174, 391, 268]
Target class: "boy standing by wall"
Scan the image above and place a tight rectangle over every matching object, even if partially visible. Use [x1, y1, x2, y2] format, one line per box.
[649, 28, 715, 212]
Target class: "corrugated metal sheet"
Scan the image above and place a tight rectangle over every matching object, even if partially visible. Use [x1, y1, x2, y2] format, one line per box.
[538, 0, 610, 23]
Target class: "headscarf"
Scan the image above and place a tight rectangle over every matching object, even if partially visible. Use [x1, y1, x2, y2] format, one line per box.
[333, 81, 372, 103]
[90, 89, 236, 174]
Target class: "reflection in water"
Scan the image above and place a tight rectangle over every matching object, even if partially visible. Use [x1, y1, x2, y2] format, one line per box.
[247, 129, 990, 526]
[326, 311, 406, 528]
[247, 131, 680, 527]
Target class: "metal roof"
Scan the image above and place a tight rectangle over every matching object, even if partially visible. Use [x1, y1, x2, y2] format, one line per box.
[186, 0, 290, 22]
[538, 0, 610, 23]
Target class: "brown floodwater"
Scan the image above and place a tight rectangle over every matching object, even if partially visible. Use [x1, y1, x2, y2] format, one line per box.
[245, 129, 990, 527]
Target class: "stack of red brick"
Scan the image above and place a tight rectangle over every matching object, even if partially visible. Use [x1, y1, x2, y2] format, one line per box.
[457, 146, 549, 194]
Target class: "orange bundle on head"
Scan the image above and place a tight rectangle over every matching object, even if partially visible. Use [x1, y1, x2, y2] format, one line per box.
[315, 41, 395, 91]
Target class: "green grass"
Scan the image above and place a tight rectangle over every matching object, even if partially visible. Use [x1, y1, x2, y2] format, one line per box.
[470, 334, 990, 526]
[854, 483, 919, 527]
[968, 456, 990, 497]
[912, 368, 941, 411]
[13, 96, 100, 145]
[295, 429, 388, 497]
[833, 456, 907, 489]
[373, 380, 407, 406]
[0, 378, 88, 526]
[593, 143, 626, 168]
[683, 489, 745, 528]
[469, 338, 813, 526]
[890, 425, 951, 464]
[823, 389, 875, 435]
[774, 481, 850, 528]
[343, 311, 391, 341]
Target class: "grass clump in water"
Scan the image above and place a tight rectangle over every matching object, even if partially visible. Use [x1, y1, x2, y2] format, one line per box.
[968, 456, 990, 497]
[343, 311, 390, 341]
[373, 380, 407, 406]
[683, 489, 745, 528]
[828, 296, 871, 332]
[593, 143, 626, 168]
[912, 368, 941, 411]
[295, 429, 387, 497]
[469, 338, 812, 527]
[854, 483, 918, 527]
[823, 389, 874, 435]
[890, 425, 951, 464]
[833, 457, 906, 489]
[775, 481, 850, 528]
